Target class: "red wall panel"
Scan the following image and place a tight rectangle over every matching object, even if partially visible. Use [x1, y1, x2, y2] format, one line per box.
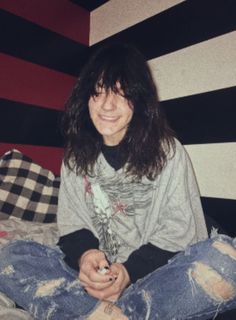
[0, 53, 76, 110]
[0, 143, 64, 175]
[0, 0, 89, 45]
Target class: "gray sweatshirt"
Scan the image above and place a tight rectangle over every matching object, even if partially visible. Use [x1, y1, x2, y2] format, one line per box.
[57, 139, 208, 263]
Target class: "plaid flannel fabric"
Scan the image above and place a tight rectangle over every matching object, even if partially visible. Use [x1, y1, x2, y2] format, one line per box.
[0, 150, 60, 222]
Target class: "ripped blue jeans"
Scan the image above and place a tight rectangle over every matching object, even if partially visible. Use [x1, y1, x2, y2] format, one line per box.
[0, 234, 236, 320]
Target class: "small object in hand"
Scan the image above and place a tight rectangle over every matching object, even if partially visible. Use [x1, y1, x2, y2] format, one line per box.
[98, 267, 110, 275]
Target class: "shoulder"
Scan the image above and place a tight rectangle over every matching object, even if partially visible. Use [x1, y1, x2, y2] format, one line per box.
[164, 138, 186, 161]
[60, 159, 80, 182]
[162, 138, 192, 175]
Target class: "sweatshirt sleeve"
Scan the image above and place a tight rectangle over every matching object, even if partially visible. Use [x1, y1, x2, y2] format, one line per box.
[123, 142, 207, 283]
[57, 228, 99, 270]
[144, 141, 208, 253]
[123, 243, 177, 283]
[57, 162, 99, 239]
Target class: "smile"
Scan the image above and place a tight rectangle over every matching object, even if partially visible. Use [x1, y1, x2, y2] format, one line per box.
[99, 115, 120, 122]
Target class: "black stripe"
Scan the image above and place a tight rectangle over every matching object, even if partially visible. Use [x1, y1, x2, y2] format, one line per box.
[0, 9, 89, 76]
[1, 86, 235, 147]
[0, 99, 63, 147]
[201, 197, 236, 237]
[90, 0, 236, 60]
[162, 86, 236, 145]
[71, 0, 109, 11]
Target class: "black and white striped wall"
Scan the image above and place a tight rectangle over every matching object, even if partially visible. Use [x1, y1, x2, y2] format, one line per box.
[89, 0, 236, 235]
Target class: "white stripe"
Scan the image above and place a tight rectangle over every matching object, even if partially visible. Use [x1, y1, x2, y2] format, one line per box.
[90, 0, 185, 45]
[148, 31, 236, 101]
[90, 3, 235, 206]
[185, 143, 236, 200]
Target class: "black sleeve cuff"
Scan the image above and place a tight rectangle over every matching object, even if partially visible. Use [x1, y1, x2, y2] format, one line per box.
[123, 243, 177, 283]
[57, 229, 99, 271]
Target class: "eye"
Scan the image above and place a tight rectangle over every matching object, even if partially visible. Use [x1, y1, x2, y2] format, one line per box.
[118, 92, 127, 99]
[93, 85, 106, 98]
[115, 87, 128, 99]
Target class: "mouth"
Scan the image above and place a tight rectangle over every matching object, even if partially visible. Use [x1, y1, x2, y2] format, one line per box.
[99, 115, 120, 122]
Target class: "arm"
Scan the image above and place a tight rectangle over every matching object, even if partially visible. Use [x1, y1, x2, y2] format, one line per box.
[57, 163, 115, 292]
[57, 163, 99, 269]
[145, 140, 208, 253]
[123, 243, 177, 283]
[57, 162, 98, 238]
[57, 229, 99, 270]
[124, 141, 207, 284]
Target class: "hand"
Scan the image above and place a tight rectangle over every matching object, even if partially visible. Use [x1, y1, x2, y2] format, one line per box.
[79, 249, 115, 291]
[85, 263, 130, 302]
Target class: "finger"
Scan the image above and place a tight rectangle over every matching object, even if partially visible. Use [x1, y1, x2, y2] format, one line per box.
[80, 261, 109, 281]
[97, 266, 112, 277]
[80, 279, 109, 289]
[80, 270, 115, 288]
[109, 263, 120, 276]
[80, 260, 97, 277]
[81, 259, 112, 282]
[93, 252, 108, 267]
[79, 272, 92, 288]
[88, 270, 115, 283]
[85, 283, 120, 300]
[110, 263, 129, 285]
[80, 258, 115, 283]
[81, 271, 115, 285]
[100, 280, 123, 299]
[98, 258, 110, 271]
[81, 279, 115, 291]
[105, 293, 120, 302]
[85, 286, 103, 300]
[79, 280, 90, 288]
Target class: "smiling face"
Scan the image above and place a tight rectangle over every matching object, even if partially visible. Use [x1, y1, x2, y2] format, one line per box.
[88, 84, 133, 146]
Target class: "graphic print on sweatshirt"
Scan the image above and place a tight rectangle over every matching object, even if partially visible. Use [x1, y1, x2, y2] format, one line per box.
[83, 172, 153, 262]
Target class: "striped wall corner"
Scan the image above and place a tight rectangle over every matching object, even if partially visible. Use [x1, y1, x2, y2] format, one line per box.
[90, 0, 236, 235]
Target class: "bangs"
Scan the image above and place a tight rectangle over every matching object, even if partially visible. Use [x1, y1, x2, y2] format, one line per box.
[81, 43, 154, 106]
[86, 44, 137, 98]
[90, 63, 129, 97]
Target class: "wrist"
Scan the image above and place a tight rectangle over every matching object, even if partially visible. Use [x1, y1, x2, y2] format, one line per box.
[124, 270, 131, 287]
[121, 264, 131, 286]
[79, 249, 101, 266]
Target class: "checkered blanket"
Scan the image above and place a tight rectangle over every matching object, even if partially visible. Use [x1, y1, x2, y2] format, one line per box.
[0, 150, 60, 222]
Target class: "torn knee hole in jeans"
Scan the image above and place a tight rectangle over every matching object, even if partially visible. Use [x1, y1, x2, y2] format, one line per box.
[0, 265, 15, 275]
[212, 241, 236, 261]
[188, 241, 236, 302]
[189, 262, 235, 302]
[35, 278, 65, 297]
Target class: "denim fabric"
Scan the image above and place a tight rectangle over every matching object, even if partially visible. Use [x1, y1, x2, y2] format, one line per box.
[0, 307, 33, 320]
[0, 241, 99, 319]
[0, 235, 236, 320]
[0, 291, 15, 308]
[117, 234, 236, 319]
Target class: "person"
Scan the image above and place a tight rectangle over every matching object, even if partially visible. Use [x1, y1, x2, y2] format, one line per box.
[0, 43, 235, 320]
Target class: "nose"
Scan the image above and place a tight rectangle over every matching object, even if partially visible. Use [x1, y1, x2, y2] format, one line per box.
[101, 91, 116, 111]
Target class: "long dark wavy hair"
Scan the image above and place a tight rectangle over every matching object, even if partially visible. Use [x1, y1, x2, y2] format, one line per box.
[62, 43, 175, 180]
